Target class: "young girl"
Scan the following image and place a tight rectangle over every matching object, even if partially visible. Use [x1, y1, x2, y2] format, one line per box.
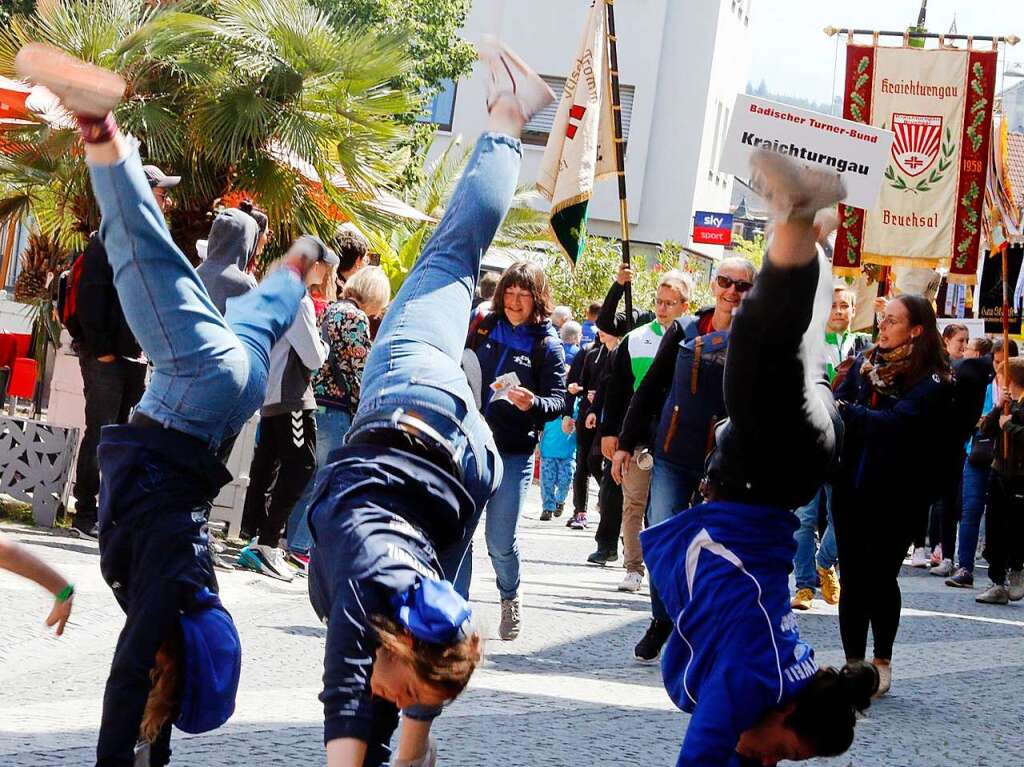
[304, 38, 554, 767]
[15, 43, 324, 767]
[640, 151, 878, 766]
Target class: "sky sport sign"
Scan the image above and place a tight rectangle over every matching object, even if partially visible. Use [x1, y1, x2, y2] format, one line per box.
[721, 95, 894, 211]
[693, 211, 733, 245]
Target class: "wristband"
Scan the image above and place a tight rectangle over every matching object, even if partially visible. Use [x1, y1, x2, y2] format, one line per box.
[55, 584, 74, 603]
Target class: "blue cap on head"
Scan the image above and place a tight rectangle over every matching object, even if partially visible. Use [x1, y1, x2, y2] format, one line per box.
[392, 578, 473, 645]
[175, 588, 241, 734]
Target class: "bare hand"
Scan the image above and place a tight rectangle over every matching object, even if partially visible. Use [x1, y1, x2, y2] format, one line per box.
[1001, 413, 1013, 429]
[584, 412, 597, 430]
[611, 449, 631, 485]
[567, 382, 583, 395]
[561, 417, 575, 435]
[507, 386, 536, 412]
[616, 264, 634, 286]
[46, 595, 73, 636]
[601, 436, 619, 461]
[873, 297, 888, 316]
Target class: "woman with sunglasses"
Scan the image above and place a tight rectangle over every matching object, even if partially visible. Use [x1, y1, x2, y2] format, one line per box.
[612, 256, 756, 663]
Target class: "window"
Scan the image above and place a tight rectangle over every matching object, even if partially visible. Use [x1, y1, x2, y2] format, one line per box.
[417, 79, 458, 132]
[521, 75, 636, 147]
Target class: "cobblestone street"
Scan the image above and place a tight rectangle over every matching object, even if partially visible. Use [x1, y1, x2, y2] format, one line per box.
[3, 483, 1024, 766]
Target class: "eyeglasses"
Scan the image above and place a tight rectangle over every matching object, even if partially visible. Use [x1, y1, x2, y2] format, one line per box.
[716, 274, 754, 293]
[655, 298, 682, 308]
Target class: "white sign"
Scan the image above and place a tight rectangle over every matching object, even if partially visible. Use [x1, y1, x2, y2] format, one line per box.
[721, 95, 895, 211]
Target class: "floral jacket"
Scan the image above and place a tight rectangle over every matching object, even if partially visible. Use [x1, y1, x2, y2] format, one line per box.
[312, 299, 371, 416]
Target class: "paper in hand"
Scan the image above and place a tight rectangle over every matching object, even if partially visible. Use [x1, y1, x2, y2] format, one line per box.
[490, 372, 521, 403]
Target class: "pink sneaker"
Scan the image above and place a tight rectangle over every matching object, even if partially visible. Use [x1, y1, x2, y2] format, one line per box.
[15, 43, 125, 117]
[477, 35, 555, 123]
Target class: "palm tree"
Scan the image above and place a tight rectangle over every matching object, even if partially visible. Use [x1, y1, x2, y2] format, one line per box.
[0, 0, 420, 262]
[372, 135, 553, 293]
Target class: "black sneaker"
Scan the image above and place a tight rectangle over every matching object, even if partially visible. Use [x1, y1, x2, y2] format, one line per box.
[634, 618, 673, 664]
[71, 521, 98, 542]
[587, 549, 617, 565]
[554, 503, 564, 518]
[540, 509, 553, 521]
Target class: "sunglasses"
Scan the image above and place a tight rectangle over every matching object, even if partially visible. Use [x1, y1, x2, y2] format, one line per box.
[716, 274, 754, 293]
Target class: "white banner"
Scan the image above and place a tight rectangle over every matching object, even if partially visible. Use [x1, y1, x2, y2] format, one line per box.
[721, 95, 894, 210]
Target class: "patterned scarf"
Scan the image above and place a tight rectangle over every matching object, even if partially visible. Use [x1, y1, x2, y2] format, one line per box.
[859, 341, 914, 398]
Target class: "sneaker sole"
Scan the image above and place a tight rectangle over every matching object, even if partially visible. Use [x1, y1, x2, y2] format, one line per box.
[477, 35, 556, 120]
[633, 653, 660, 665]
[945, 580, 973, 589]
[16, 44, 126, 117]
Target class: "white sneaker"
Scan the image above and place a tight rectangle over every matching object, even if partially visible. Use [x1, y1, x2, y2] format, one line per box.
[931, 558, 954, 577]
[15, 43, 125, 117]
[391, 736, 437, 767]
[977, 583, 1010, 605]
[618, 572, 644, 593]
[749, 148, 846, 221]
[871, 659, 892, 698]
[909, 546, 931, 568]
[477, 35, 555, 123]
[1008, 570, 1024, 601]
[255, 544, 295, 582]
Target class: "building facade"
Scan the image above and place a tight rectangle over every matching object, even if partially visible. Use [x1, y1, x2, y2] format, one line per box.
[424, 0, 754, 262]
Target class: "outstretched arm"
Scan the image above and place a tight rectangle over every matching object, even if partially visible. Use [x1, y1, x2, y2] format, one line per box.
[0, 533, 73, 635]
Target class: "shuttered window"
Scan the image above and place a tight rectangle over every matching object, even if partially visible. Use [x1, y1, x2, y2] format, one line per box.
[522, 75, 635, 148]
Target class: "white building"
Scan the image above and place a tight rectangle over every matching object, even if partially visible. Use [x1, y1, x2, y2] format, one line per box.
[423, 0, 754, 263]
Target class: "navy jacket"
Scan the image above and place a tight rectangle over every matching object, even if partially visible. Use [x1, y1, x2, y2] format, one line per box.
[641, 501, 816, 767]
[469, 314, 567, 454]
[834, 354, 953, 500]
[307, 446, 474, 762]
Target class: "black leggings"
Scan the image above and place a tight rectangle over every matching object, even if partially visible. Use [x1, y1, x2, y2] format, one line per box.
[832, 482, 918, 661]
[571, 425, 599, 515]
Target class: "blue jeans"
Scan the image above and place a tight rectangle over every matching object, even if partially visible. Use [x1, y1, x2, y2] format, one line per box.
[286, 406, 353, 554]
[484, 451, 535, 600]
[88, 148, 304, 450]
[646, 460, 702, 621]
[793, 485, 838, 590]
[540, 456, 574, 510]
[345, 132, 520, 595]
[957, 461, 990, 573]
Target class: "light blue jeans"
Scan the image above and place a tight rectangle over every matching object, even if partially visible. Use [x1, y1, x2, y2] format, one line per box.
[957, 460, 990, 573]
[793, 485, 838, 590]
[286, 406, 353, 555]
[346, 132, 520, 595]
[646, 460, 703, 621]
[88, 147, 304, 449]
[484, 451, 535, 600]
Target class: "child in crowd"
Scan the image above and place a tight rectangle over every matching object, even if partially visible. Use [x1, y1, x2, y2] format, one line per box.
[539, 402, 577, 521]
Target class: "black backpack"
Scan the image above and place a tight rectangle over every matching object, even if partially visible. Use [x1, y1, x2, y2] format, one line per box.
[56, 251, 85, 342]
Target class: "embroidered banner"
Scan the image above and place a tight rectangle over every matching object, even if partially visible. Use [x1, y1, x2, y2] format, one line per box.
[834, 43, 997, 284]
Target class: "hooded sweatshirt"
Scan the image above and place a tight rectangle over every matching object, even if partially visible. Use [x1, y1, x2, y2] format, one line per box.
[469, 313, 567, 454]
[261, 293, 328, 416]
[640, 501, 817, 767]
[196, 209, 258, 315]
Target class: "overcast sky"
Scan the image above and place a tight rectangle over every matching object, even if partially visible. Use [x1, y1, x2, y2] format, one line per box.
[749, 0, 1024, 104]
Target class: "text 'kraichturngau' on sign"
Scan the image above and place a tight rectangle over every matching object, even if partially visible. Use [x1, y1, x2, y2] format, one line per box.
[721, 95, 895, 210]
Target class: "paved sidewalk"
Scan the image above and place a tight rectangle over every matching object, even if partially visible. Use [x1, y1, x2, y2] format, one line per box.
[2, 482, 1024, 766]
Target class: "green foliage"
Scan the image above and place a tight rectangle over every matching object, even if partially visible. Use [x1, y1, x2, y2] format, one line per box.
[0, 0, 419, 258]
[729, 232, 765, 272]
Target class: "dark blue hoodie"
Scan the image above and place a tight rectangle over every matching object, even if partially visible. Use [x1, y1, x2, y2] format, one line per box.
[469, 313, 567, 454]
[641, 501, 817, 767]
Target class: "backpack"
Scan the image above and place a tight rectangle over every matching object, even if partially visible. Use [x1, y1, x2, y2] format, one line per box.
[56, 251, 85, 342]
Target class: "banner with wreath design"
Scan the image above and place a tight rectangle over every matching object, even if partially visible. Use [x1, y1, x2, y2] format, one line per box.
[834, 43, 997, 284]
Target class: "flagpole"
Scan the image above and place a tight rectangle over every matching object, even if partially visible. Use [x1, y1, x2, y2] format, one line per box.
[604, 0, 633, 323]
[1002, 244, 1011, 455]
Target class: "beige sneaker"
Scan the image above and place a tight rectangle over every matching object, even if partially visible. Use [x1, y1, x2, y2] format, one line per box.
[15, 43, 125, 117]
[477, 35, 555, 123]
[499, 597, 521, 640]
[872, 658, 892, 697]
[618, 571, 643, 593]
[749, 148, 846, 222]
[790, 588, 814, 611]
[817, 565, 840, 605]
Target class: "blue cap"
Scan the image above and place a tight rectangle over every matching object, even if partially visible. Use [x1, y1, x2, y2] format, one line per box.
[175, 588, 241, 734]
[392, 578, 473, 645]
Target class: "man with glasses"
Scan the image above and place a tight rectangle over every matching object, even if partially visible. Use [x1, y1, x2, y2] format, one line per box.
[594, 272, 692, 578]
[70, 164, 180, 540]
[613, 256, 757, 663]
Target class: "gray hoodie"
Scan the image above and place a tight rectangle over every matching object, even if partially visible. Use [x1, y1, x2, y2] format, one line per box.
[196, 209, 259, 314]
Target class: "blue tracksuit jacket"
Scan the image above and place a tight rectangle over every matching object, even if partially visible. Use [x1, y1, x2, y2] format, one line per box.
[641, 501, 817, 767]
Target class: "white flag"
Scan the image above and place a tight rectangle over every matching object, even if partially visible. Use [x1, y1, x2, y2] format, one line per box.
[537, 0, 617, 264]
